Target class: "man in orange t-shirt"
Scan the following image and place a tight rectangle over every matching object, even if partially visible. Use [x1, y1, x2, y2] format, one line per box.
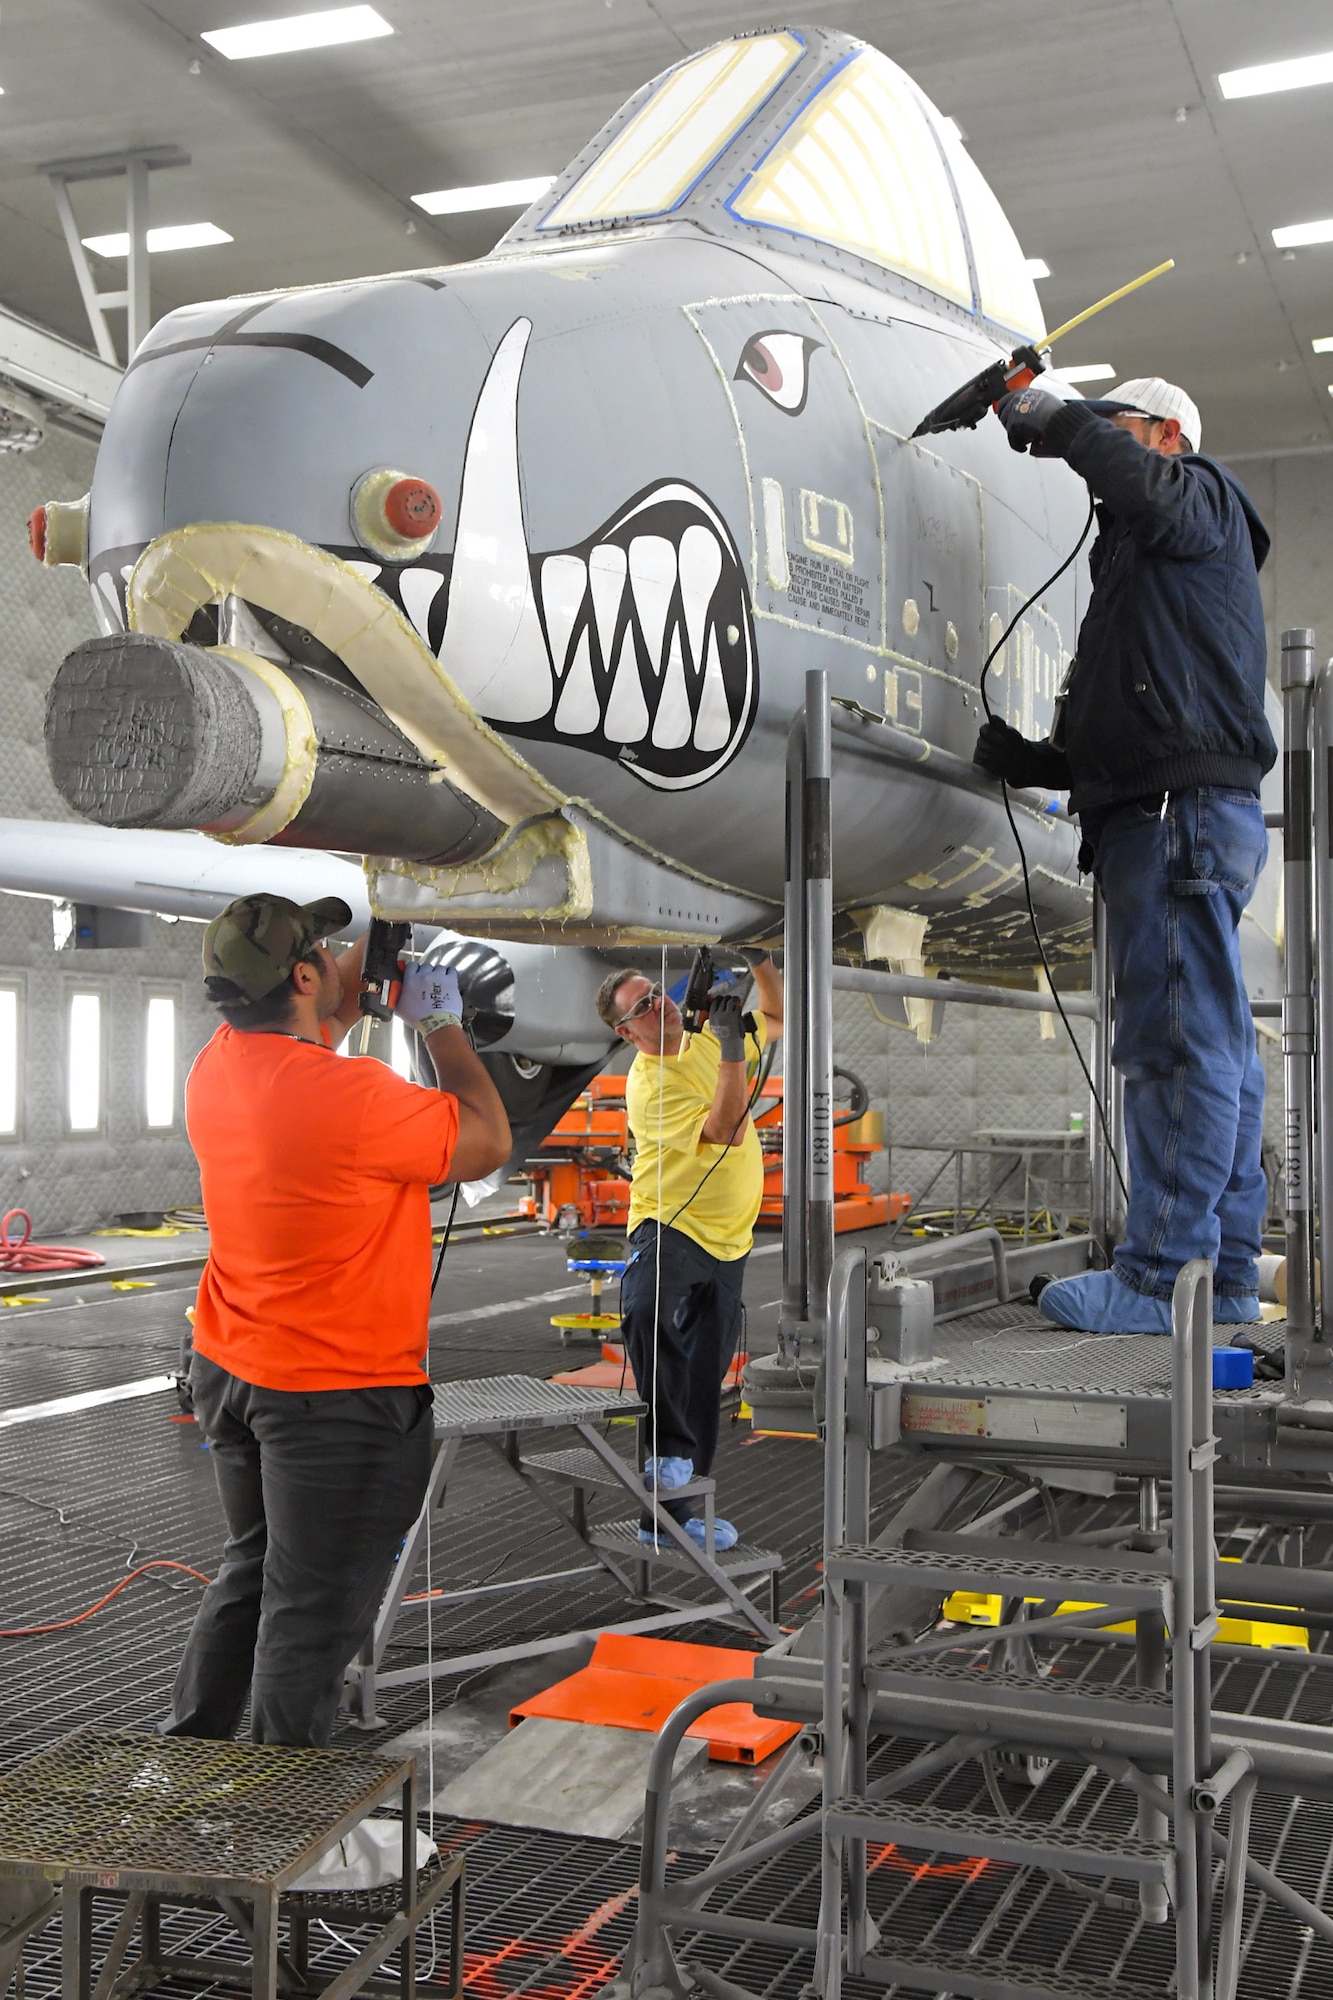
[166, 892, 509, 1748]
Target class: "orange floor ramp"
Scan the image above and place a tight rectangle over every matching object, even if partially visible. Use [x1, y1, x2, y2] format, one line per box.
[509, 1632, 800, 1764]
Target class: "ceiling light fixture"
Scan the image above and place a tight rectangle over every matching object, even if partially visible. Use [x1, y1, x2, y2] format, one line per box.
[1054, 362, 1116, 384]
[1218, 48, 1333, 99]
[201, 6, 391, 60]
[1023, 257, 1051, 279]
[1273, 217, 1333, 249]
[82, 223, 233, 256]
[411, 175, 556, 216]
[1313, 336, 1333, 353]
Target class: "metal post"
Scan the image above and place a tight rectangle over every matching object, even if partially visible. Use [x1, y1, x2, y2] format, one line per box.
[47, 174, 119, 366]
[1313, 660, 1333, 1332]
[125, 154, 151, 359]
[816, 1243, 849, 2000]
[1281, 629, 1321, 1389]
[807, 668, 834, 1340]
[781, 713, 808, 1357]
[1171, 1260, 1217, 2000]
[1133, 1475, 1170, 1925]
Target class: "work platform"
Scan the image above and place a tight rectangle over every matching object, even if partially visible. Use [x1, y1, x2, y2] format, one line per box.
[887, 1303, 1305, 1478]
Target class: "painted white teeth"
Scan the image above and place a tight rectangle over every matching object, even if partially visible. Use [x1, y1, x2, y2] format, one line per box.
[398, 566, 444, 641]
[588, 543, 626, 663]
[530, 517, 743, 757]
[678, 523, 722, 672]
[628, 535, 675, 674]
[552, 627, 600, 735]
[603, 628, 648, 742]
[694, 627, 732, 753]
[651, 629, 692, 750]
[540, 554, 587, 671]
[430, 316, 756, 788]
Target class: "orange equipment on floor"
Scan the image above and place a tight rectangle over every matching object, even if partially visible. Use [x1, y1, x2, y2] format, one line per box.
[510, 1632, 800, 1764]
[520, 1068, 908, 1236]
[518, 1074, 632, 1231]
[752, 1077, 908, 1233]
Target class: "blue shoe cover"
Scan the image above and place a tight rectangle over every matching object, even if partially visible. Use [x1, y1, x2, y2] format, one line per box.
[643, 1454, 694, 1491]
[1212, 1295, 1261, 1325]
[1038, 1270, 1172, 1335]
[684, 1516, 738, 1552]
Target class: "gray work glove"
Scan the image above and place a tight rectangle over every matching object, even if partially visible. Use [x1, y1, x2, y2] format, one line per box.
[708, 988, 746, 1062]
[996, 385, 1064, 455]
[739, 947, 772, 967]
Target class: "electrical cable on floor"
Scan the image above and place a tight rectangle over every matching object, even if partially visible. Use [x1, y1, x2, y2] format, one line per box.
[977, 497, 1130, 1211]
[0, 1559, 212, 1637]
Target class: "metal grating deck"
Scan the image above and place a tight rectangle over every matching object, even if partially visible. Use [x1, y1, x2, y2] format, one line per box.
[927, 1307, 1286, 1397]
[5, 1239, 1333, 2000]
[432, 1373, 643, 1434]
[0, 1727, 404, 1883]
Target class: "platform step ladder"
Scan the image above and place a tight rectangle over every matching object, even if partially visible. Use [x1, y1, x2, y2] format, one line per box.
[825, 1537, 1174, 1618]
[590, 1518, 782, 1625]
[825, 1794, 1175, 1891]
[520, 1445, 716, 1539]
[852, 1943, 1168, 2000]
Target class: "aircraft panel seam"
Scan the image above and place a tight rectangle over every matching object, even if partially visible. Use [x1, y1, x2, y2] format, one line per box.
[680, 305, 757, 597]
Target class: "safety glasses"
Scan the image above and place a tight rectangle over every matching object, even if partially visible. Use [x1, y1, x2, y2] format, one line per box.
[614, 984, 664, 1029]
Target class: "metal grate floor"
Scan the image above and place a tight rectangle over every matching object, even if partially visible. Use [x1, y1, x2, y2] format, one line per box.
[4, 1241, 1333, 2000]
[929, 1304, 1287, 1396]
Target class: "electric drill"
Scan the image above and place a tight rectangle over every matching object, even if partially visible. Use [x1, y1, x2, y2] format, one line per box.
[680, 945, 757, 1037]
[359, 918, 411, 1020]
[911, 342, 1046, 439]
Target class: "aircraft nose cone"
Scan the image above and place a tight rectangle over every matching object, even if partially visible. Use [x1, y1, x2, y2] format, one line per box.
[91, 274, 496, 564]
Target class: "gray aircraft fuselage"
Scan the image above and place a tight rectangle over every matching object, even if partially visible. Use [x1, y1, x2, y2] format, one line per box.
[39, 25, 1274, 985]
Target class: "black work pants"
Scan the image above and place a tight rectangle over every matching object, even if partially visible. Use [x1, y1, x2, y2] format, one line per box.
[619, 1221, 746, 1517]
[165, 1353, 434, 1747]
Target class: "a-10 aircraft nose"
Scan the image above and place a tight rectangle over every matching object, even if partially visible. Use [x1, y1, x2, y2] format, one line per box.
[85, 251, 762, 800]
[88, 272, 499, 581]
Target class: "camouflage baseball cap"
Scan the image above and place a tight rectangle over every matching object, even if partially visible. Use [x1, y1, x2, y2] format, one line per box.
[201, 893, 353, 1002]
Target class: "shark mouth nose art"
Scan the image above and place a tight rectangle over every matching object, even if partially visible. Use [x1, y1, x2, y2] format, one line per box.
[366, 318, 758, 792]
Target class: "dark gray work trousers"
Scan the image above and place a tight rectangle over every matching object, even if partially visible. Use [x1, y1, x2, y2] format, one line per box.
[166, 1352, 434, 1747]
[619, 1221, 747, 1520]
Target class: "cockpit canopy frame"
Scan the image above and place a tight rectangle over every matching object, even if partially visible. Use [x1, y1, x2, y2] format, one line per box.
[499, 25, 1044, 346]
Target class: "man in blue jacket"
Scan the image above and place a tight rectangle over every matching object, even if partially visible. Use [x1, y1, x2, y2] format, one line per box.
[974, 376, 1275, 1333]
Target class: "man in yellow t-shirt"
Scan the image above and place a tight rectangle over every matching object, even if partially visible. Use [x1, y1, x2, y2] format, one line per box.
[594, 954, 783, 1550]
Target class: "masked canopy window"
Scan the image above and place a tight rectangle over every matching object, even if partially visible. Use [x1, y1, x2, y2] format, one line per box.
[540, 32, 804, 227]
[930, 115, 1045, 340]
[729, 51, 972, 305]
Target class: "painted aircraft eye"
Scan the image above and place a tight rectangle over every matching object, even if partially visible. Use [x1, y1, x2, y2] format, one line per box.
[735, 331, 821, 416]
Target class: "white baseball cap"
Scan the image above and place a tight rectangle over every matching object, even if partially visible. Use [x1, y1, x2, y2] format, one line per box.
[1082, 375, 1202, 451]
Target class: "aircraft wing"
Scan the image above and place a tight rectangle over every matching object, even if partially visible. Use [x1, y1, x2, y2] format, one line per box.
[0, 817, 369, 928]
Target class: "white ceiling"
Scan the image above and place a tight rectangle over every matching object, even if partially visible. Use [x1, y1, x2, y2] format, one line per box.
[0, 0, 1330, 458]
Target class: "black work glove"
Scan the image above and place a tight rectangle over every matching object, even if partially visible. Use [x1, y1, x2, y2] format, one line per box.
[739, 947, 771, 967]
[708, 988, 746, 1062]
[995, 385, 1063, 455]
[973, 717, 1070, 791]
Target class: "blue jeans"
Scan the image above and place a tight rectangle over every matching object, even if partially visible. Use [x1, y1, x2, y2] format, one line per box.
[1092, 788, 1268, 1300]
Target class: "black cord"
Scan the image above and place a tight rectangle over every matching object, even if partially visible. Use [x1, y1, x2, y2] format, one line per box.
[978, 497, 1130, 1210]
[426, 1019, 475, 1299]
[615, 1036, 776, 1399]
[660, 1039, 777, 1235]
[430, 1183, 461, 1297]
